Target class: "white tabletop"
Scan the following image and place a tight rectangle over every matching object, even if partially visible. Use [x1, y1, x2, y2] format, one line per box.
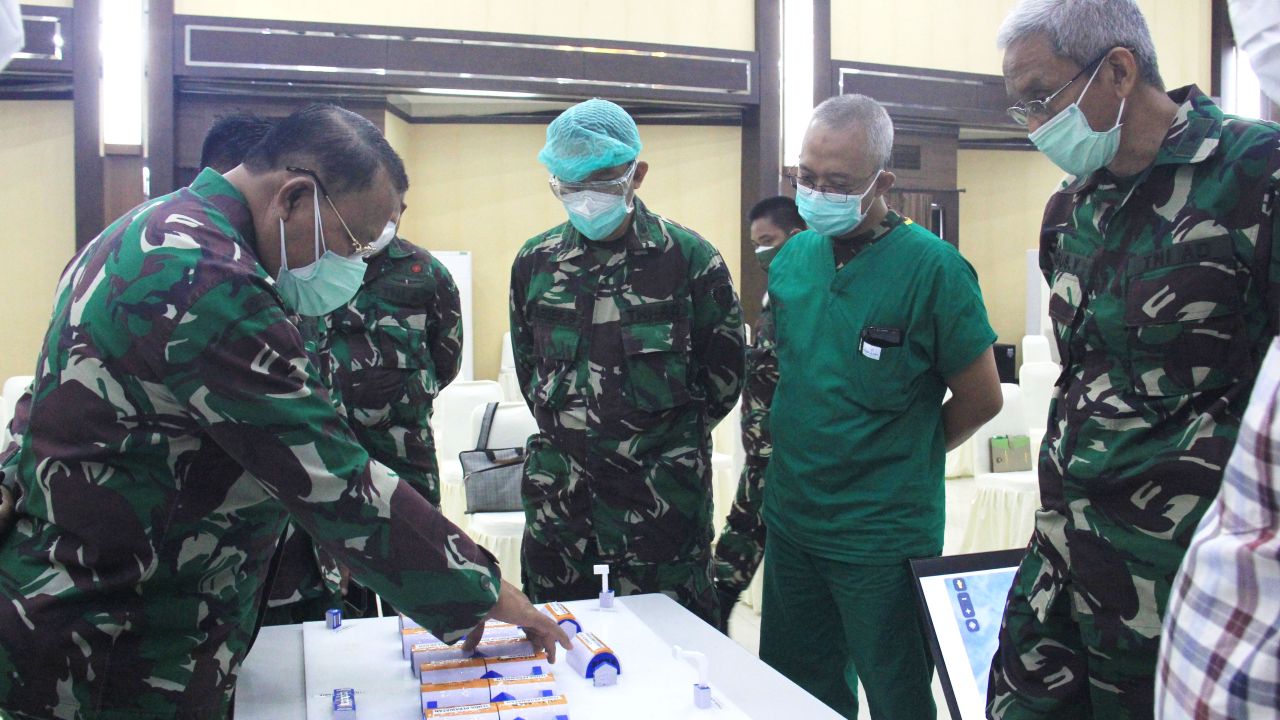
[234, 593, 839, 720]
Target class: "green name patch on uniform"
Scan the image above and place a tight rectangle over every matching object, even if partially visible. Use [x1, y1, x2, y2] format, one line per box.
[1127, 235, 1233, 275]
[531, 304, 579, 326]
[1054, 248, 1094, 277]
[621, 300, 681, 324]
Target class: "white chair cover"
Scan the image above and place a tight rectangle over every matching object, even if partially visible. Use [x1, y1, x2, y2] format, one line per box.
[1019, 361, 1059, 432]
[961, 385, 1042, 553]
[1022, 334, 1052, 364]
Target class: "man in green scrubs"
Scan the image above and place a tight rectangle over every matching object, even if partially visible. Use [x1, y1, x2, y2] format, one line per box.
[760, 94, 1003, 719]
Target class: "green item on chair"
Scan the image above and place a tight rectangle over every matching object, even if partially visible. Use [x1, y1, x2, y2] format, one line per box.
[990, 434, 1033, 472]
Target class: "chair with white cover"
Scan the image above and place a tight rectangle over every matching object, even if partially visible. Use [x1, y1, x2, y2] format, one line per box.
[497, 332, 522, 402]
[463, 401, 539, 583]
[0, 376, 33, 448]
[0, 396, 10, 451]
[710, 399, 744, 535]
[1022, 334, 1052, 364]
[1019, 361, 1059, 434]
[433, 380, 504, 528]
[942, 388, 976, 479]
[959, 383, 1041, 553]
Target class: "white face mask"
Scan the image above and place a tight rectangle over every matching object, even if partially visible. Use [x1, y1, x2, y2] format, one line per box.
[367, 220, 398, 256]
[1230, 0, 1280, 106]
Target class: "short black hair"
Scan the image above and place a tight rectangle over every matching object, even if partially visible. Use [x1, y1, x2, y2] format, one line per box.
[200, 112, 276, 173]
[749, 196, 805, 232]
[242, 103, 409, 196]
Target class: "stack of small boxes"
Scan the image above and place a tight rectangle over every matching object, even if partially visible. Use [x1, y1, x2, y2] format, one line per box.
[332, 602, 626, 719]
[409, 603, 598, 720]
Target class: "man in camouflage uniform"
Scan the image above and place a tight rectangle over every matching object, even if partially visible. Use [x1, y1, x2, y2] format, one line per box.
[329, 234, 463, 507]
[325, 232, 462, 620]
[711, 196, 804, 628]
[989, 2, 1280, 717]
[198, 113, 466, 619]
[0, 104, 567, 720]
[510, 99, 745, 627]
[196, 111, 347, 627]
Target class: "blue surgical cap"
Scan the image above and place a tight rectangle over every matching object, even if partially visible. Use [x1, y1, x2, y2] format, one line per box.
[538, 98, 643, 182]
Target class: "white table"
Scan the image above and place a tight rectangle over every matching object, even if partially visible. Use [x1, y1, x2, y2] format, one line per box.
[235, 594, 839, 720]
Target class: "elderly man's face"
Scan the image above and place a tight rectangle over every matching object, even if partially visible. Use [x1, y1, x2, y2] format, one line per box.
[1004, 33, 1116, 135]
[255, 166, 402, 277]
[797, 122, 881, 199]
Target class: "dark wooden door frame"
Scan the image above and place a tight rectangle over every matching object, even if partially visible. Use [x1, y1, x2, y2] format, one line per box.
[148, 0, 176, 201]
[73, 0, 102, 248]
[740, 0, 784, 324]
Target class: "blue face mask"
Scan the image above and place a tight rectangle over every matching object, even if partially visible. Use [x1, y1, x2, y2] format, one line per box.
[1028, 61, 1126, 177]
[562, 190, 633, 241]
[275, 184, 367, 317]
[794, 172, 880, 238]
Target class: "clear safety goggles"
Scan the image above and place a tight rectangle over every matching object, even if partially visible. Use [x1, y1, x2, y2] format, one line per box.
[547, 162, 637, 200]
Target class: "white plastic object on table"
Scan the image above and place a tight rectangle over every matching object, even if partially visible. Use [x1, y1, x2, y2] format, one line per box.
[593, 564, 615, 609]
[672, 645, 712, 709]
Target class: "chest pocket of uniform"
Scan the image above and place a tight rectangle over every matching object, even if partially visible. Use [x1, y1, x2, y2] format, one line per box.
[365, 274, 433, 370]
[620, 301, 692, 412]
[530, 304, 580, 409]
[372, 323, 430, 370]
[1124, 236, 1247, 397]
[1047, 249, 1092, 345]
[847, 325, 913, 413]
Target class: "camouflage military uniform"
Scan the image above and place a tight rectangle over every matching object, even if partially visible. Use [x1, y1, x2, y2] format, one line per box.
[509, 198, 745, 626]
[262, 315, 343, 625]
[265, 245, 462, 623]
[329, 237, 463, 506]
[988, 87, 1280, 720]
[711, 298, 776, 596]
[0, 169, 500, 720]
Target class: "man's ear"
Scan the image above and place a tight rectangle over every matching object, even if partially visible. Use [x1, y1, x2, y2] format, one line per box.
[631, 160, 650, 190]
[276, 177, 313, 223]
[873, 170, 897, 197]
[1104, 46, 1139, 99]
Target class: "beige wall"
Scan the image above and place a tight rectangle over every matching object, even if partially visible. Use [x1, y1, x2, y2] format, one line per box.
[174, 0, 754, 51]
[956, 149, 1064, 351]
[0, 101, 76, 382]
[385, 115, 743, 380]
[831, 0, 1210, 89]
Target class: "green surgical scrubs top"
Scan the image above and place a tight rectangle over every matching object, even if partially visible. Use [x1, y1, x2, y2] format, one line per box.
[763, 215, 996, 563]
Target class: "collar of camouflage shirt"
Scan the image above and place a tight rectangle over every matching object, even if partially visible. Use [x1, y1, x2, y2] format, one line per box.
[385, 236, 413, 259]
[190, 168, 258, 256]
[1060, 84, 1222, 196]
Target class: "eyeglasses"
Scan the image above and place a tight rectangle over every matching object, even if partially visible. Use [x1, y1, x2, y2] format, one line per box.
[548, 162, 637, 200]
[782, 171, 877, 203]
[286, 166, 374, 257]
[1006, 48, 1115, 127]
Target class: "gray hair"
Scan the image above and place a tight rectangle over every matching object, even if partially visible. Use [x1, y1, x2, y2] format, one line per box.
[997, 0, 1163, 90]
[809, 94, 894, 170]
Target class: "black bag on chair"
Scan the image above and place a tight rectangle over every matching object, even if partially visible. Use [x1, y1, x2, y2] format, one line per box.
[459, 402, 526, 513]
